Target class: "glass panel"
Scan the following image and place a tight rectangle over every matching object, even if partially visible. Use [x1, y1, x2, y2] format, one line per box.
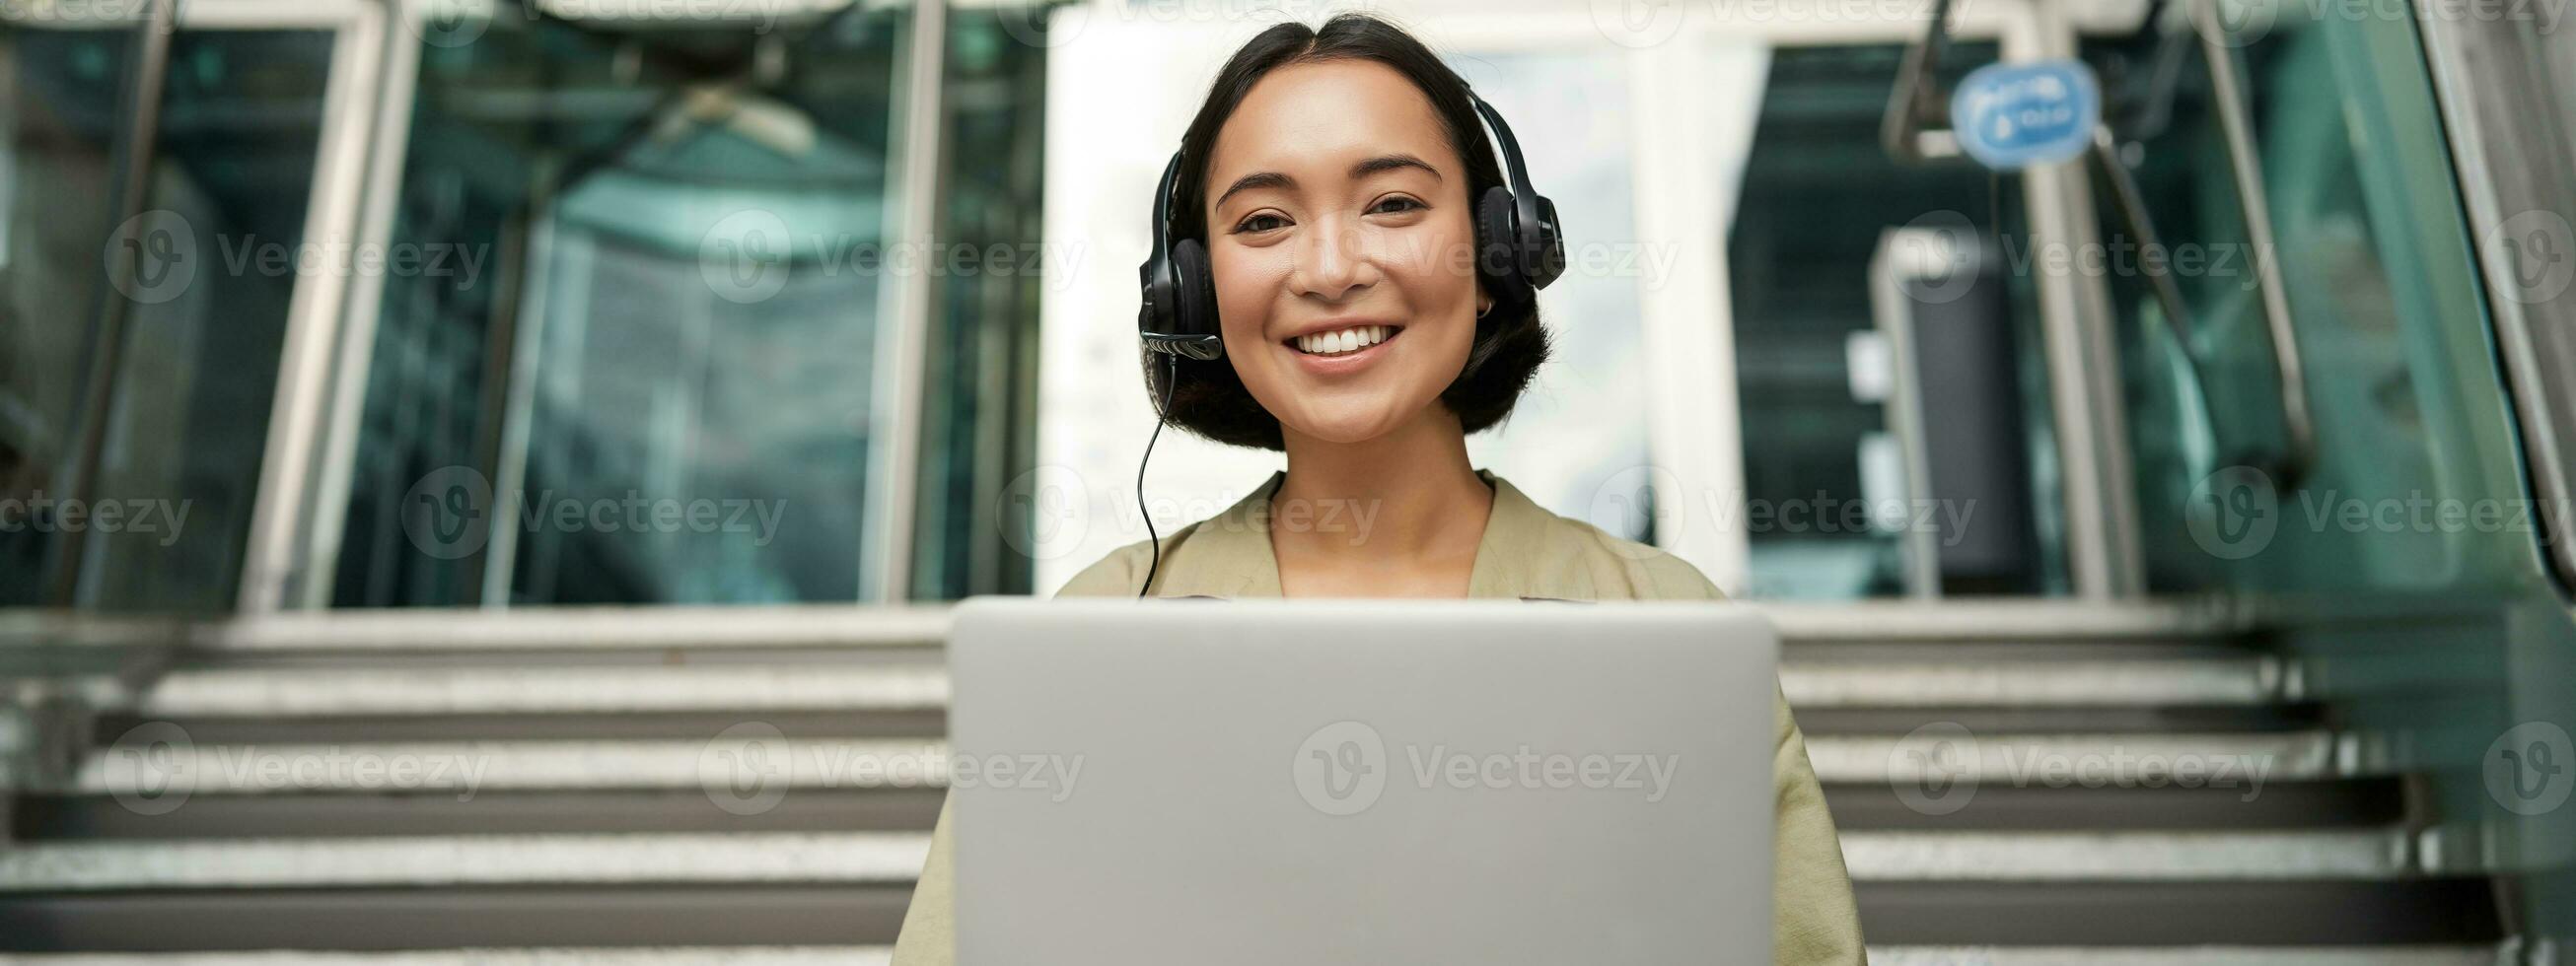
[0, 26, 129, 606]
[329, 7, 916, 605]
[0, 26, 331, 611]
[2095, 10, 2507, 593]
[1727, 42, 2056, 599]
[908, 14, 1050, 600]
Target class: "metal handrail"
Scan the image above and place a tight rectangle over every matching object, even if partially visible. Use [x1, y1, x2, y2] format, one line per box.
[2190, 0, 2318, 487]
[49, 0, 178, 606]
[1880, 0, 1961, 165]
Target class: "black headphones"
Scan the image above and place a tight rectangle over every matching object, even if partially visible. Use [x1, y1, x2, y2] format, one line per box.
[1136, 93, 1566, 362]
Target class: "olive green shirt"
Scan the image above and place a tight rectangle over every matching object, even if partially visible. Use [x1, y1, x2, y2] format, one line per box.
[893, 469, 1865, 964]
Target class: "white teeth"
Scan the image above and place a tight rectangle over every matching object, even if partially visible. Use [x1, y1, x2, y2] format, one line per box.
[1296, 325, 1394, 356]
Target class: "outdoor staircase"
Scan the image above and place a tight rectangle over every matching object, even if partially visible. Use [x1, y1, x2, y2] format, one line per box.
[0, 601, 2513, 963]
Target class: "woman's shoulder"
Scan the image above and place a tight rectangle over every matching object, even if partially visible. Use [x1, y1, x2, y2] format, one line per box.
[1514, 493, 1726, 602]
[1054, 537, 1161, 597]
[1054, 473, 1279, 598]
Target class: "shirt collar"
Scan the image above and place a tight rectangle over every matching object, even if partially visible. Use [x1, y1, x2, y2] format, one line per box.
[1150, 468, 1594, 601]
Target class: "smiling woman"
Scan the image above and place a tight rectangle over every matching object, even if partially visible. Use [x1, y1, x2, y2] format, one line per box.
[894, 12, 1864, 965]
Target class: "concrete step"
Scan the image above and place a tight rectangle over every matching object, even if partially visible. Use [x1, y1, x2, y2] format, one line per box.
[57, 730, 2364, 797]
[0, 834, 931, 892]
[1866, 946, 2508, 965]
[13, 789, 950, 840]
[8, 600, 2233, 656]
[67, 738, 950, 796]
[1840, 828, 2415, 880]
[1821, 778, 2408, 831]
[0, 952, 892, 965]
[21, 779, 2403, 840]
[118, 654, 2276, 723]
[0, 946, 2514, 965]
[1792, 704, 2326, 735]
[1781, 656, 2282, 708]
[1804, 730, 2352, 784]
[0, 878, 2497, 952]
[0, 888, 912, 953]
[135, 666, 948, 719]
[0, 828, 2424, 893]
[1857, 879, 2504, 946]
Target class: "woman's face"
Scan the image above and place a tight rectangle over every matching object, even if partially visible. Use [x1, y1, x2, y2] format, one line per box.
[1202, 59, 1489, 446]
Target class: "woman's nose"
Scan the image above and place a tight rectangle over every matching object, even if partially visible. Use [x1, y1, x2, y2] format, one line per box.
[1290, 220, 1379, 302]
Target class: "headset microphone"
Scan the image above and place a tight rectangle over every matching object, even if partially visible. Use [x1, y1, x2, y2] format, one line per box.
[1128, 92, 1565, 597]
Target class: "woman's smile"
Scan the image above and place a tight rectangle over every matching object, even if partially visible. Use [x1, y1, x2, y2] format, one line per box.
[1280, 319, 1406, 376]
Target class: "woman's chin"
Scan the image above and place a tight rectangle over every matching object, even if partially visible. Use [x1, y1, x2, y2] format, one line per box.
[1279, 407, 1407, 447]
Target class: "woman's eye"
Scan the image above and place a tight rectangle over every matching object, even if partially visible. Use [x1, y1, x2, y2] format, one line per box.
[1372, 196, 1425, 215]
[1235, 213, 1288, 234]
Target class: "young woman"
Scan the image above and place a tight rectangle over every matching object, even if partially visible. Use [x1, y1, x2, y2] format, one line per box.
[895, 14, 1862, 963]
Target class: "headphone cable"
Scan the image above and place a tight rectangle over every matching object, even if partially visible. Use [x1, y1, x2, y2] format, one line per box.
[1136, 353, 1180, 598]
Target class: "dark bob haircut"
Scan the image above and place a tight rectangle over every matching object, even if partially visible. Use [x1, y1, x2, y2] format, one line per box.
[1144, 12, 1551, 451]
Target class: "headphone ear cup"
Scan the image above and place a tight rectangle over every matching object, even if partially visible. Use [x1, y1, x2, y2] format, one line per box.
[1475, 186, 1534, 312]
[1171, 238, 1218, 340]
[1528, 195, 1566, 290]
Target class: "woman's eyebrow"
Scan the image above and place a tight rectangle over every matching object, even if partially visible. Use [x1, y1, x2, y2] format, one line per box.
[1212, 154, 1443, 210]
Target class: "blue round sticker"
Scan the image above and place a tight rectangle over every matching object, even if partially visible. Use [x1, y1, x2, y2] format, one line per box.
[1950, 60, 2101, 171]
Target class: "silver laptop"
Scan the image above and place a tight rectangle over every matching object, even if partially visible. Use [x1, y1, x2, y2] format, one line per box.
[947, 597, 1779, 965]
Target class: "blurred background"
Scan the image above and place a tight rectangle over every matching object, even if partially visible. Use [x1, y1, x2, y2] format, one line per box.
[4, 0, 2576, 961]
